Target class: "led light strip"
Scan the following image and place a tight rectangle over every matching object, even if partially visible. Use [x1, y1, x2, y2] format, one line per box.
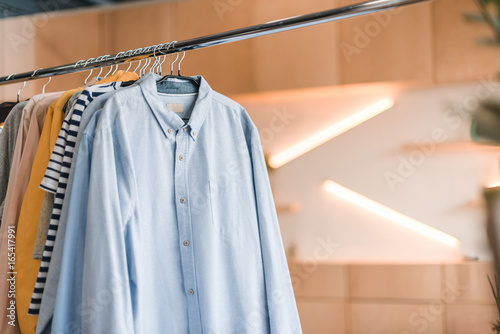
[323, 180, 460, 247]
[268, 98, 395, 168]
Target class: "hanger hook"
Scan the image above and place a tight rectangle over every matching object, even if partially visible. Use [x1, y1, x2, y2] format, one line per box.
[6, 73, 16, 81]
[97, 67, 104, 79]
[74, 60, 85, 68]
[150, 45, 159, 74]
[169, 41, 179, 75]
[158, 54, 167, 76]
[139, 46, 152, 76]
[155, 44, 165, 74]
[17, 80, 26, 103]
[147, 45, 158, 74]
[104, 65, 114, 78]
[32, 68, 50, 94]
[178, 51, 186, 76]
[17, 69, 36, 102]
[43, 77, 51, 94]
[84, 58, 96, 85]
[155, 44, 164, 74]
[125, 61, 132, 73]
[145, 58, 152, 76]
[158, 42, 171, 76]
[140, 57, 151, 77]
[97, 55, 110, 79]
[124, 50, 133, 72]
[133, 59, 142, 74]
[132, 48, 146, 76]
[170, 53, 179, 76]
[112, 52, 125, 76]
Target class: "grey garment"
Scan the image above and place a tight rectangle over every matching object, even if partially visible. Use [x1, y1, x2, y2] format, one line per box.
[64, 91, 81, 116]
[0, 101, 28, 222]
[33, 192, 54, 259]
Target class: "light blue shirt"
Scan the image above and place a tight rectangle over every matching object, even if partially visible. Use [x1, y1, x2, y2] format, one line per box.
[51, 73, 301, 334]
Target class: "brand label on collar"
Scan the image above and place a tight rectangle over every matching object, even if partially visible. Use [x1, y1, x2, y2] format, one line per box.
[167, 103, 184, 114]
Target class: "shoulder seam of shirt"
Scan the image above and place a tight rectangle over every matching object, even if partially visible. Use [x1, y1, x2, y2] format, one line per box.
[211, 92, 245, 111]
[107, 84, 140, 103]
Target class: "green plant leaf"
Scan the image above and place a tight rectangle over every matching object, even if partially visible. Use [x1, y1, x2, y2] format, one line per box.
[489, 275, 500, 319]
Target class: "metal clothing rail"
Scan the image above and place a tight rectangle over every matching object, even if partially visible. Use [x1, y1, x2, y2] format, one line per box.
[0, 0, 431, 86]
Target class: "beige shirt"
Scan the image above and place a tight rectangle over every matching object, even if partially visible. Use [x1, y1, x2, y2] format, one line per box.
[0, 93, 62, 333]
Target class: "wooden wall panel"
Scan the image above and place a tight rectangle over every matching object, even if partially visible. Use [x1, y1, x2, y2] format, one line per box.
[339, 0, 434, 84]
[175, 0, 254, 95]
[32, 11, 104, 93]
[291, 262, 347, 298]
[447, 305, 498, 334]
[290, 261, 496, 334]
[351, 303, 445, 334]
[251, 0, 341, 92]
[101, 2, 178, 55]
[444, 263, 497, 304]
[433, 0, 500, 83]
[0, 17, 37, 101]
[296, 300, 345, 334]
[350, 264, 442, 300]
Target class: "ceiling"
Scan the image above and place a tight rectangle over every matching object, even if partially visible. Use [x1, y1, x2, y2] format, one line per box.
[0, 0, 150, 18]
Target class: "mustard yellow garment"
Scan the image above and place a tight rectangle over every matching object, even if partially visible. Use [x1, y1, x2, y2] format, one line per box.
[14, 70, 138, 334]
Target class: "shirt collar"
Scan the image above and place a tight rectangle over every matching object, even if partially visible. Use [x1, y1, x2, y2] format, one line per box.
[140, 72, 212, 141]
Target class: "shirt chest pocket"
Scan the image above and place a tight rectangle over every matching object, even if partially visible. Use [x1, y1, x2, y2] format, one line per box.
[208, 180, 241, 237]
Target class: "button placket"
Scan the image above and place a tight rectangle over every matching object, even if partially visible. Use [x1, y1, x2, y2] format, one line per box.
[173, 128, 201, 328]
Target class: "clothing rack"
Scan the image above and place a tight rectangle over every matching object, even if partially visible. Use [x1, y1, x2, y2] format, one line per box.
[0, 0, 430, 86]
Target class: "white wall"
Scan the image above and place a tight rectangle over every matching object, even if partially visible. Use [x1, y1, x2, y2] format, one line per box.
[271, 80, 500, 262]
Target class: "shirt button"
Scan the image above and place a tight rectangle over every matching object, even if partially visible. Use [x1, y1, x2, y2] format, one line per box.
[179, 155, 184, 161]
[180, 197, 186, 204]
[188, 289, 194, 295]
[183, 240, 190, 246]
[192, 131, 196, 136]
[183, 127, 188, 131]
[168, 129, 173, 133]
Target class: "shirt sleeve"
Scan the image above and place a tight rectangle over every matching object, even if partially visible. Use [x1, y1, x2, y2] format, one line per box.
[248, 126, 303, 334]
[50, 132, 93, 333]
[81, 127, 135, 334]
